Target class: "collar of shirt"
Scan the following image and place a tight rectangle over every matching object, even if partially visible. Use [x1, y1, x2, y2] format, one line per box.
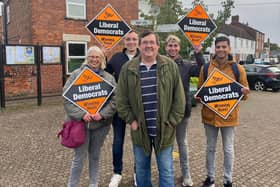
[140, 61, 157, 71]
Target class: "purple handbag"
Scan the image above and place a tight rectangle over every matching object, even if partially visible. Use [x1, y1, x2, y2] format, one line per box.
[57, 120, 85, 148]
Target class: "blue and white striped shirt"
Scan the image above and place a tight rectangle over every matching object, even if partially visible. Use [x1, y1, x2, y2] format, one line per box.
[140, 63, 157, 137]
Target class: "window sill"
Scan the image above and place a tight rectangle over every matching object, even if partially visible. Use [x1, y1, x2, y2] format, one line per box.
[64, 17, 88, 22]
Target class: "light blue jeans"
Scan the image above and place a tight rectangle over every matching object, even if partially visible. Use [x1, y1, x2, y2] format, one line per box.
[68, 126, 110, 187]
[204, 124, 235, 183]
[176, 117, 191, 181]
[133, 143, 174, 187]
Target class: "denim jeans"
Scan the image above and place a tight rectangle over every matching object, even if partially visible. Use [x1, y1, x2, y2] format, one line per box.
[133, 142, 174, 187]
[176, 116, 191, 180]
[68, 126, 110, 187]
[204, 124, 235, 183]
[112, 113, 126, 174]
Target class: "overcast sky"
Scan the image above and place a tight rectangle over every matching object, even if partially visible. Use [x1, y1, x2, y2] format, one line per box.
[183, 0, 280, 45]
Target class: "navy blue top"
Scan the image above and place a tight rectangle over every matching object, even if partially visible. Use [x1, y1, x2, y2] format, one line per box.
[105, 48, 140, 82]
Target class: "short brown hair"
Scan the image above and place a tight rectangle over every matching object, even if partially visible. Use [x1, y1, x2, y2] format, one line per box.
[139, 30, 160, 46]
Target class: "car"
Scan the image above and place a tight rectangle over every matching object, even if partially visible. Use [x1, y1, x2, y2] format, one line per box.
[239, 60, 253, 65]
[254, 61, 274, 65]
[254, 58, 280, 66]
[243, 64, 280, 92]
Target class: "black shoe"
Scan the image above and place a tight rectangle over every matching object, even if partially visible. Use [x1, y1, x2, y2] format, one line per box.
[202, 177, 215, 187]
[224, 181, 232, 187]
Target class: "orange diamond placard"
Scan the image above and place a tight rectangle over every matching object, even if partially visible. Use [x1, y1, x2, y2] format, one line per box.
[177, 4, 217, 45]
[63, 67, 115, 114]
[86, 4, 131, 50]
[195, 68, 244, 119]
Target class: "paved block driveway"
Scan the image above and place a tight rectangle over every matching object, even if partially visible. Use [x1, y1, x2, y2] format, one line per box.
[0, 91, 279, 187]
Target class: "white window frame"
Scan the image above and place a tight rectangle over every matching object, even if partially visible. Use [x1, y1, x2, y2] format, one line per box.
[66, 41, 87, 74]
[66, 0, 86, 19]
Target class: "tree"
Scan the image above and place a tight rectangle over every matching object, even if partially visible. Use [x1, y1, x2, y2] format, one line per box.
[138, 0, 235, 58]
[155, 0, 190, 57]
[264, 42, 280, 51]
[157, 0, 183, 24]
[201, 0, 235, 51]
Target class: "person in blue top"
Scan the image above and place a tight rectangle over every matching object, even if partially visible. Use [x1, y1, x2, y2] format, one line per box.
[106, 30, 140, 187]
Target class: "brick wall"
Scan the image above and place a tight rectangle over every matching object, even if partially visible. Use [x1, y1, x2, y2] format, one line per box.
[255, 32, 265, 58]
[40, 64, 63, 94]
[30, 0, 138, 47]
[4, 0, 138, 98]
[3, 0, 34, 98]
[3, 60, 63, 98]
[7, 0, 32, 44]
[4, 65, 37, 97]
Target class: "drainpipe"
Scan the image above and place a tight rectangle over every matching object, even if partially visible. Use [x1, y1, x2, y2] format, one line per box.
[1, 0, 8, 44]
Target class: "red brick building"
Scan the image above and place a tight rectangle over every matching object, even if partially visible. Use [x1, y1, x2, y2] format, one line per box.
[2, 0, 138, 97]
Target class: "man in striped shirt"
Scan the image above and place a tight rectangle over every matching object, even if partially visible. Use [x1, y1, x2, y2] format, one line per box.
[117, 30, 186, 187]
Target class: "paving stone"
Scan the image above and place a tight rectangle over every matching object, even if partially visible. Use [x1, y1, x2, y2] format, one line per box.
[0, 91, 279, 186]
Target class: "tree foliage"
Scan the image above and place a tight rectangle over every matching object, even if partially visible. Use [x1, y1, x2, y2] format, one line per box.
[138, 0, 235, 59]
[202, 0, 235, 53]
[155, 0, 190, 57]
[264, 42, 280, 51]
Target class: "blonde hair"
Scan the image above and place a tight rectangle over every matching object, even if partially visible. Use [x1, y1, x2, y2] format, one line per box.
[83, 45, 106, 70]
[165, 35, 181, 46]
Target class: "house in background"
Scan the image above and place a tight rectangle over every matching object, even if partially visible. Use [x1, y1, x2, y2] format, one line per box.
[217, 23, 256, 62]
[231, 15, 264, 58]
[209, 15, 264, 62]
[4, 0, 138, 72]
[0, 0, 138, 97]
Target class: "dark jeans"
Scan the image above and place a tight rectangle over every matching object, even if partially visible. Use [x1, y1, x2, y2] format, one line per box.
[112, 113, 126, 174]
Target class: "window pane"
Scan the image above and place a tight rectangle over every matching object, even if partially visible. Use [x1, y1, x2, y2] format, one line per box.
[68, 43, 85, 56]
[68, 4, 85, 18]
[68, 0, 85, 4]
[68, 58, 85, 73]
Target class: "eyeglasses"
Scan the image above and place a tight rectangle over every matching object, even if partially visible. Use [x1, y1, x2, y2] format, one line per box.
[141, 40, 157, 46]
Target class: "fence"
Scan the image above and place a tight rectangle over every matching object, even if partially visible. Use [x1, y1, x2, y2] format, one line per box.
[0, 44, 66, 108]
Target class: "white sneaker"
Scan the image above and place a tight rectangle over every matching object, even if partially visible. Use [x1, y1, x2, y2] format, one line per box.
[108, 174, 122, 187]
[133, 173, 137, 186]
[182, 178, 193, 187]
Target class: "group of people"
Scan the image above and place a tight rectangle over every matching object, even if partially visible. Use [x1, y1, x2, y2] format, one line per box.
[63, 30, 250, 187]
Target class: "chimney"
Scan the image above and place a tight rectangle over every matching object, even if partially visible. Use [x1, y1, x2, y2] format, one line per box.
[231, 15, 239, 23]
